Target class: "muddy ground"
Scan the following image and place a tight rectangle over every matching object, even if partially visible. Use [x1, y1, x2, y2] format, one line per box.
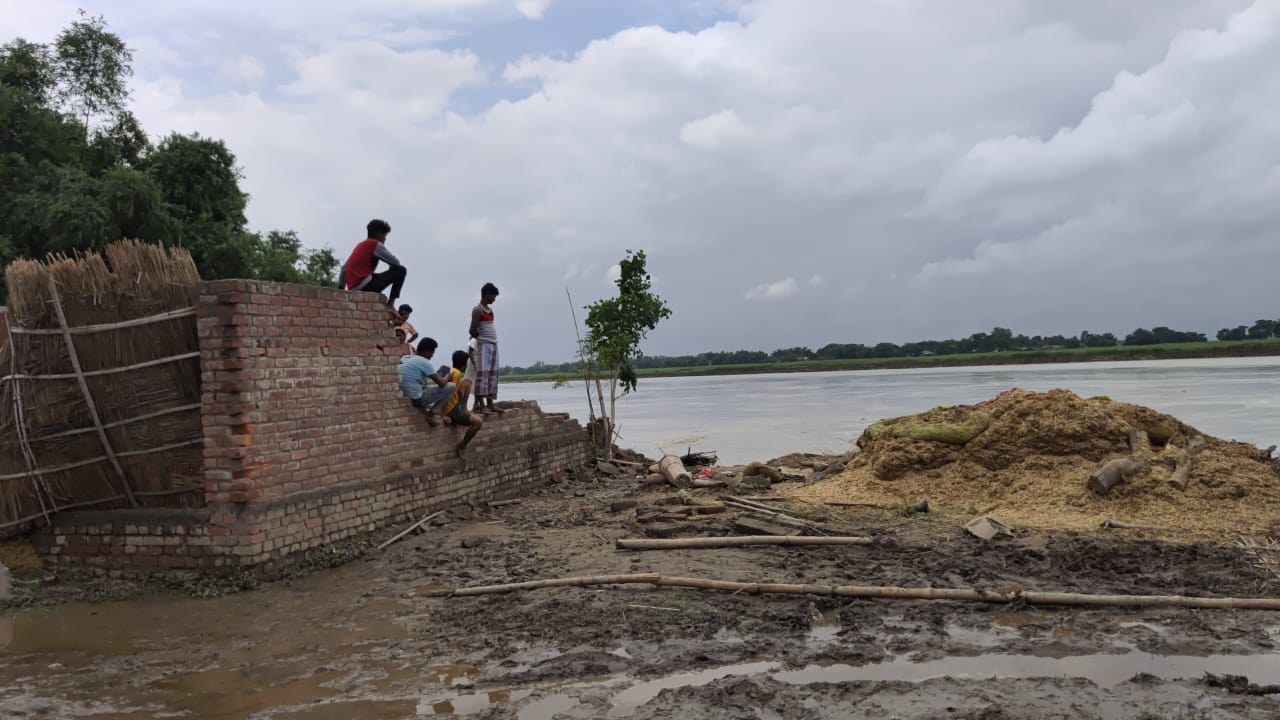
[3, 465, 1280, 719]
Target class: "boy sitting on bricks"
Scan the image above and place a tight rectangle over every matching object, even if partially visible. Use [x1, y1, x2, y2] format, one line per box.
[440, 349, 486, 456]
[398, 338, 454, 426]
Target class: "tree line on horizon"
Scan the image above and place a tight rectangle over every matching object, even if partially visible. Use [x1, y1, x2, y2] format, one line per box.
[0, 14, 338, 300]
[502, 320, 1280, 376]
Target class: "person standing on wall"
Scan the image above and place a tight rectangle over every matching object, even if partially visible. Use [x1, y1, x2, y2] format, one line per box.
[469, 282, 502, 415]
[338, 219, 407, 319]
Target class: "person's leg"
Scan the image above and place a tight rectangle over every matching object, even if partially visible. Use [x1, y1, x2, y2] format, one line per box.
[457, 377, 474, 413]
[361, 266, 409, 313]
[485, 344, 502, 414]
[449, 406, 483, 456]
[426, 382, 456, 414]
[475, 343, 500, 413]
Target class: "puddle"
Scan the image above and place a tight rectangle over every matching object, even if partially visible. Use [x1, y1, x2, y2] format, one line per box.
[419, 651, 1280, 718]
[607, 661, 778, 717]
[517, 692, 581, 719]
[806, 618, 842, 644]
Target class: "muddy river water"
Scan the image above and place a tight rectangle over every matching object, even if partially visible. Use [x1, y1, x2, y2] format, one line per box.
[515, 357, 1280, 464]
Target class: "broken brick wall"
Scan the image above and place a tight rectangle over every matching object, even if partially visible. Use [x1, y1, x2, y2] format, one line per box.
[36, 281, 590, 575]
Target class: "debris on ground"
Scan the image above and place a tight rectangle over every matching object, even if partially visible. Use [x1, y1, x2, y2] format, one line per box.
[964, 514, 1013, 540]
[786, 389, 1280, 540]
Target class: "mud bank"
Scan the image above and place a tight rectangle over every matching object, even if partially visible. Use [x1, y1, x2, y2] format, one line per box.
[3, 469, 1280, 719]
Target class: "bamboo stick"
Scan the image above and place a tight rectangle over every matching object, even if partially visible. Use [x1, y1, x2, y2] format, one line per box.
[375, 511, 443, 551]
[0, 351, 201, 383]
[28, 403, 202, 443]
[450, 573, 662, 596]
[722, 497, 827, 533]
[739, 496, 884, 509]
[48, 277, 138, 508]
[616, 536, 873, 550]
[0, 438, 203, 481]
[7, 306, 196, 335]
[438, 572, 1280, 609]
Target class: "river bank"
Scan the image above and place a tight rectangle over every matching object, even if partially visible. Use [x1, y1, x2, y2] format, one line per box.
[4, 460, 1279, 719]
[504, 338, 1280, 382]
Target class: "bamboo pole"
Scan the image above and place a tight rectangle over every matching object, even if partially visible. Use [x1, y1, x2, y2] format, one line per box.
[48, 277, 138, 508]
[616, 536, 873, 550]
[5, 315, 52, 523]
[0, 438, 203, 481]
[7, 306, 196, 335]
[437, 572, 1280, 609]
[449, 573, 662, 596]
[28, 403, 202, 443]
[375, 511, 444, 551]
[722, 497, 828, 534]
[0, 350, 200, 383]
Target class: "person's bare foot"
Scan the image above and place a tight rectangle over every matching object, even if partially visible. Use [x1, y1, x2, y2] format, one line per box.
[454, 444, 467, 458]
[424, 411, 440, 427]
[487, 403, 504, 416]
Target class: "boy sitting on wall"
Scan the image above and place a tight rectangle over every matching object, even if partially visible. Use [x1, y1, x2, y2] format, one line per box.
[440, 349, 486, 456]
[398, 338, 455, 426]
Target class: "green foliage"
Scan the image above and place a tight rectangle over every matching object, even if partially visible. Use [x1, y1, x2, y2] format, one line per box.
[583, 249, 672, 394]
[0, 14, 337, 299]
[153, 567, 258, 598]
[54, 10, 133, 127]
[282, 535, 370, 580]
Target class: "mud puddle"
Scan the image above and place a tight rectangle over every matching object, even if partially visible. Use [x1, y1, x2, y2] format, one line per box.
[420, 649, 1280, 718]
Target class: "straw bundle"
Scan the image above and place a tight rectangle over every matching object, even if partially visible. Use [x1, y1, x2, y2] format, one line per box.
[0, 240, 204, 534]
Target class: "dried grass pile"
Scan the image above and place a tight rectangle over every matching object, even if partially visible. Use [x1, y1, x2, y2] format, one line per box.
[789, 389, 1280, 541]
[0, 240, 204, 534]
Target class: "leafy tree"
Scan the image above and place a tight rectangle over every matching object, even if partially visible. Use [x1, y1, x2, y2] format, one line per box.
[1248, 319, 1276, 340]
[0, 14, 338, 299]
[582, 250, 671, 458]
[1218, 326, 1248, 341]
[53, 11, 133, 130]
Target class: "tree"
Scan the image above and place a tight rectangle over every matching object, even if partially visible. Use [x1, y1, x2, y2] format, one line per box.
[1248, 319, 1276, 340]
[1218, 326, 1248, 341]
[582, 250, 671, 458]
[0, 15, 340, 298]
[53, 11, 133, 130]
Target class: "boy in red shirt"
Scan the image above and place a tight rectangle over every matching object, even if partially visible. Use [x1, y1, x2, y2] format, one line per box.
[338, 219, 407, 317]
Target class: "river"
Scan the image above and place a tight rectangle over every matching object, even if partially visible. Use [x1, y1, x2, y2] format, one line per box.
[511, 357, 1280, 465]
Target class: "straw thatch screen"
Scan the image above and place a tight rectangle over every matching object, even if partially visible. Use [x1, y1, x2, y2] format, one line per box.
[0, 241, 205, 534]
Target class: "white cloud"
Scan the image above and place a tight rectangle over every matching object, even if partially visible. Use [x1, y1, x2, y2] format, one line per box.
[605, 264, 621, 283]
[745, 277, 798, 300]
[514, 0, 552, 20]
[4, 0, 1276, 363]
[679, 109, 750, 151]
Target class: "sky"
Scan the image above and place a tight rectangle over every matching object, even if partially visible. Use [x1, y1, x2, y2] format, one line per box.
[3, 0, 1278, 366]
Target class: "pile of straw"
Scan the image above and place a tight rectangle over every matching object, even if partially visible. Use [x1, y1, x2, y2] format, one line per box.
[1, 240, 204, 534]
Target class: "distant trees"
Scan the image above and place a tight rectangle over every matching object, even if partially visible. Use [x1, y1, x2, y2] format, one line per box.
[0, 13, 337, 299]
[1122, 326, 1208, 346]
[503, 319, 1280, 376]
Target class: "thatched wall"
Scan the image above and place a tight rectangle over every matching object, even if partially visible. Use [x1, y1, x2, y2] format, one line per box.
[0, 241, 204, 534]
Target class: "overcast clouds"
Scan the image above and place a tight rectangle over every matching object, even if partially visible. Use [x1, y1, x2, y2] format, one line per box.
[3, 0, 1277, 365]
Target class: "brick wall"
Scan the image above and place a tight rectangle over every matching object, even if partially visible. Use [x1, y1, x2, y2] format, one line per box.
[35, 281, 590, 576]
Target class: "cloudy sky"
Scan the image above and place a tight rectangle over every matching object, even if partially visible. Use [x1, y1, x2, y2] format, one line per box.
[4, 0, 1278, 365]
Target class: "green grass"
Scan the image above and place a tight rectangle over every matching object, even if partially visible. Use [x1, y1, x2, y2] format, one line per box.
[504, 338, 1280, 383]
